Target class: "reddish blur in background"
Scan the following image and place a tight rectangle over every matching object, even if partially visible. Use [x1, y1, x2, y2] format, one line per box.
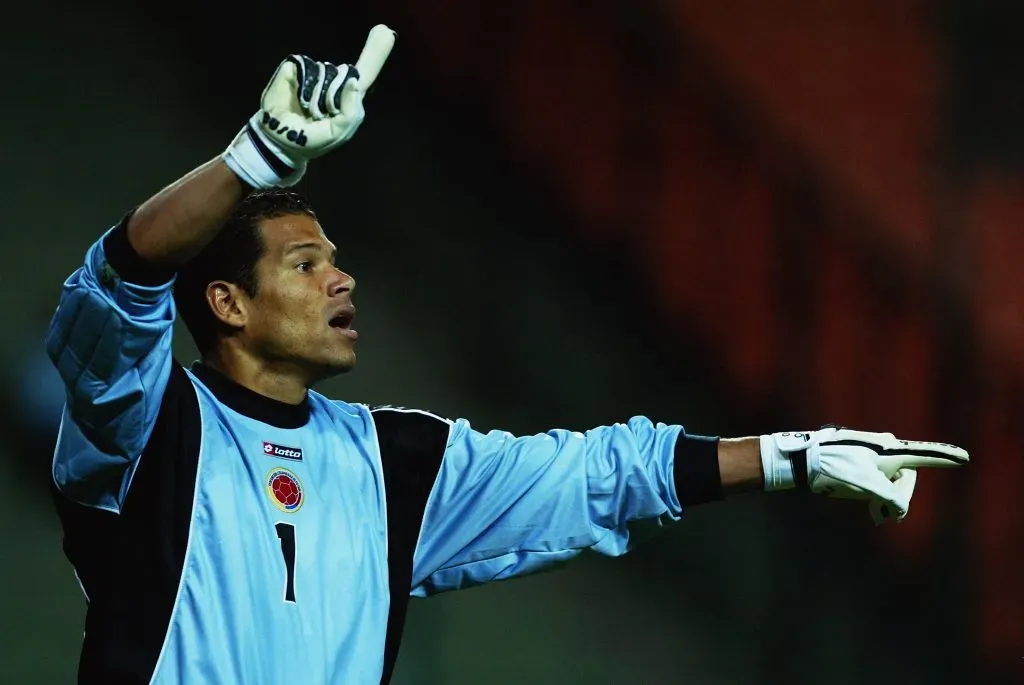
[1, 1, 1020, 683]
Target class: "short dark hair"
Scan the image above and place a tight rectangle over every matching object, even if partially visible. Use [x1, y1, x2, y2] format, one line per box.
[174, 189, 318, 354]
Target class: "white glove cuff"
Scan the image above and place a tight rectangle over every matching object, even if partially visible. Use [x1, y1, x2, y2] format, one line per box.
[760, 432, 815, 492]
[223, 114, 306, 189]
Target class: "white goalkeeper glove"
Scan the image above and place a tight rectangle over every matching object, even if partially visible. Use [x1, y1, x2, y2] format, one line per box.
[223, 24, 396, 189]
[760, 426, 969, 525]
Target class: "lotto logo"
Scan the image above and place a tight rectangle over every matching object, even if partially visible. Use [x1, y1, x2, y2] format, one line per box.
[262, 441, 303, 461]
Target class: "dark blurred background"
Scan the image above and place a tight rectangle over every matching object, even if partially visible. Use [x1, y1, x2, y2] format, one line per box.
[1, 0, 1021, 683]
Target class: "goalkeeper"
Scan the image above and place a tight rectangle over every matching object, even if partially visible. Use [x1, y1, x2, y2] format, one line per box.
[45, 25, 969, 685]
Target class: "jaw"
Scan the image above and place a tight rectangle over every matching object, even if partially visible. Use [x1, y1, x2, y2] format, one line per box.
[236, 337, 357, 389]
[236, 312, 359, 385]
[306, 339, 357, 382]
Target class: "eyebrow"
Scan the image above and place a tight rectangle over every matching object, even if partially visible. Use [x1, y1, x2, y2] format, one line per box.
[283, 242, 337, 262]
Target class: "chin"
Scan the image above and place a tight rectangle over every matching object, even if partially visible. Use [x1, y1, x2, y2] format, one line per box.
[321, 352, 357, 377]
[300, 342, 357, 383]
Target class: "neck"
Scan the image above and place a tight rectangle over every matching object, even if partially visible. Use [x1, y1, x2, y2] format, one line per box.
[203, 346, 309, 405]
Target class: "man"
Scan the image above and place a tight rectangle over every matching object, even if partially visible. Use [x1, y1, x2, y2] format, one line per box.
[46, 25, 968, 685]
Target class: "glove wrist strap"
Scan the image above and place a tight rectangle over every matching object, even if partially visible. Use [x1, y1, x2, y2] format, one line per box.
[760, 432, 813, 492]
[223, 114, 306, 189]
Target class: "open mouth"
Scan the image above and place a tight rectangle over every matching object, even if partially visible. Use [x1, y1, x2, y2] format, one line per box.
[329, 312, 354, 329]
[328, 306, 358, 340]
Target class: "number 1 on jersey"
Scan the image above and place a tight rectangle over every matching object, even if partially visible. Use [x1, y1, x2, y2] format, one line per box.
[275, 522, 297, 603]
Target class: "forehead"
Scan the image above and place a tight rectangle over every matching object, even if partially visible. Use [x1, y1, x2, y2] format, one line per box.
[258, 213, 334, 254]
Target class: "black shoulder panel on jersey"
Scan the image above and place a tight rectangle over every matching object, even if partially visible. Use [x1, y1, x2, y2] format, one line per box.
[370, 408, 450, 685]
[51, 361, 202, 685]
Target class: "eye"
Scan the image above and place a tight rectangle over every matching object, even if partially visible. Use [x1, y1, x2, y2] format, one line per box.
[296, 261, 313, 273]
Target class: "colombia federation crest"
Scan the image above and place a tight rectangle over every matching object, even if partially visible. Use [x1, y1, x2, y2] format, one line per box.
[266, 468, 304, 513]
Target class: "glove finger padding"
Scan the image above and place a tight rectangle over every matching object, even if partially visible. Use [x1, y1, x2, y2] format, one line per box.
[310, 62, 358, 120]
[282, 55, 321, 114]
[323, 62, 354, 117]
[259, 60, 364, 158]
[259, 59, 314, 143]
[869, 468, 917, 525]
[223, 25, 394, 188]
[306, 61, 329, 120]
[875, 440, 968, 479]
[822, 428, 968, 479]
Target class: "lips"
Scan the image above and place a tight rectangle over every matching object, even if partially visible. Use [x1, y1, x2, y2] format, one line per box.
[328, 304, 358, 340]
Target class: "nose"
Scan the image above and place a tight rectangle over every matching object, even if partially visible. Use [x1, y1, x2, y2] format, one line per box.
[330, 268, 355, 296]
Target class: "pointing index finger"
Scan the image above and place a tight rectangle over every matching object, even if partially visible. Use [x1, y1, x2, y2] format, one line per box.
[354, 24, 396, 92]
[876, 440, 969, 479]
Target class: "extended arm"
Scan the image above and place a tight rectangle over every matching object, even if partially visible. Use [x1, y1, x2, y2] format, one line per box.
[409, 416, 713, 596]
[717, 437, 764, 496]
[400, 416, 967, 596]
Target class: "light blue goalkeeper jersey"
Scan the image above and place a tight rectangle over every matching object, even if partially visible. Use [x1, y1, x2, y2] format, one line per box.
[46, 216, 721, 684]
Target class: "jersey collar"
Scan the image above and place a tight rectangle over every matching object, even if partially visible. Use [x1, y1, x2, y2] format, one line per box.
[190, 362, 311, 429]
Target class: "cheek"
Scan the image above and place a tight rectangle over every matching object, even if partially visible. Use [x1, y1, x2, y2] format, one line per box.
[248, 292, 289, 336]
[255, 288, 321, 333]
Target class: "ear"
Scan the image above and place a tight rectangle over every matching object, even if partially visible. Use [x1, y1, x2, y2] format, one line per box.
[206, 281, 250, 330]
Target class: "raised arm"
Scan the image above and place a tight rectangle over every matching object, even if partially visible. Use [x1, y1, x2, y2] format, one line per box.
[126, 159, 247, 267]
[129, 24, 397, 265]
[47, 27, 396, 509]
[45, 157, 255, 510]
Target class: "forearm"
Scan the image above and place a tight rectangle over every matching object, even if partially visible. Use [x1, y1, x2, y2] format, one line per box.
[126, 158, 246, 266]
[675, 434, 763, 507]
[718, 437, 764, 496]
